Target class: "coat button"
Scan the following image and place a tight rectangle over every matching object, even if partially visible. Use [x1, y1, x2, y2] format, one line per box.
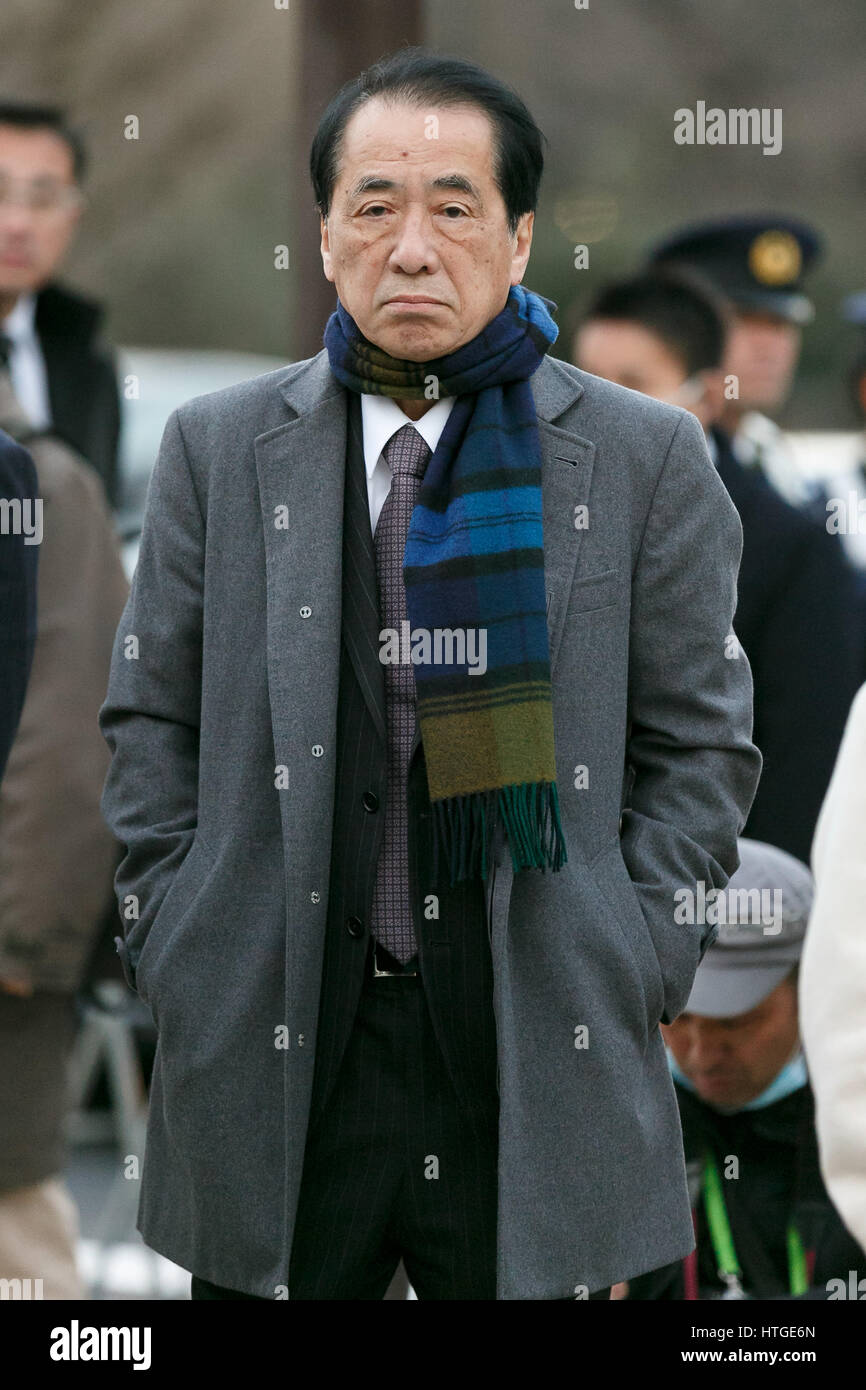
[312, 744, 324, 757]
[310, 891, 320, 903]
[362, 791, 379, 813]
[346, 915, 364, 938]
[299, 605, 312, 618]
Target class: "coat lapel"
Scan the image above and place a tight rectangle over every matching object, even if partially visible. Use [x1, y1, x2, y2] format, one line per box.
[532, 357, 596, 676]
[254, 354, 348, 867]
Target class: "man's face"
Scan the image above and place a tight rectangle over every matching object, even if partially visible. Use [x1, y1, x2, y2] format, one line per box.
[722, 309, 801, 413]
[661, 977, 800, 1110]
[320, 98, 533, 362]
[0, 126, 81, 300]
[573, 318, 721, 427]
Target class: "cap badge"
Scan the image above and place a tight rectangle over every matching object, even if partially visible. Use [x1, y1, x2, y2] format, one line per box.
[748, 229, 802, 286]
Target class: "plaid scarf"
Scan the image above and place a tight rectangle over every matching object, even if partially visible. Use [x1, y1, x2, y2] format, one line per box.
[324, 284, 567, 885]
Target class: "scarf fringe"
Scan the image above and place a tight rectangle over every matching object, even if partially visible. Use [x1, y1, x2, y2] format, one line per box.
[431, 782, 567, 887]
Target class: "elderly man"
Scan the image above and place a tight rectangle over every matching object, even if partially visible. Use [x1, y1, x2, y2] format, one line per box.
[99, 49, 760, 1301]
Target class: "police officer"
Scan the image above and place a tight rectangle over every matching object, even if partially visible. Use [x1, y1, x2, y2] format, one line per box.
[571, 270, 864, 863]
[627, 838, 865, 1300]
[649, 215, 826, 516]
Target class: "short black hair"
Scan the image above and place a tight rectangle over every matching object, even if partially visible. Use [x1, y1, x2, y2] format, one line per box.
[0, 101, 86, 182]
[578, 270, 729, 377]
[309, 46, 544, 236]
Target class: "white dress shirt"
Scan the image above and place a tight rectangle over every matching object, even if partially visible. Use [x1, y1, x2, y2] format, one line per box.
[360, 392, 455, 536]
[1, 293, 52, 429]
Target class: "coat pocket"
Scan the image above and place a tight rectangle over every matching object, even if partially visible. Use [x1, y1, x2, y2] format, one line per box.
[589, 842, 666, 1036]
[564, 568, 620, 615]
[133, 833, 217, 1017]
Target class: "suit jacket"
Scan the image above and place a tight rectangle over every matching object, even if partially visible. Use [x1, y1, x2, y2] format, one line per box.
[712, 427, 863, 864]
[98, 352, 761, 1298]
[0, 430, 38, 782]
[35, 283, 121, 508]
[309, 390, 498, 1139]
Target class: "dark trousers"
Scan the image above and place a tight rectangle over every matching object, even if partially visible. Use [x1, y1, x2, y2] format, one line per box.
[190, 964, 610, 1302]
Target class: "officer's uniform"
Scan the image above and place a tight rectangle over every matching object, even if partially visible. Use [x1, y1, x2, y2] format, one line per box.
[648, 215, 826, 516]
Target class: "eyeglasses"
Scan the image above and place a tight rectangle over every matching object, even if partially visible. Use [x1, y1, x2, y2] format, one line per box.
[0, 175, 84, 215]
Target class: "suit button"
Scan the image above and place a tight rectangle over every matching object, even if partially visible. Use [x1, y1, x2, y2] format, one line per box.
[362, 791, 379, 813]
[346, 915, 365, 939]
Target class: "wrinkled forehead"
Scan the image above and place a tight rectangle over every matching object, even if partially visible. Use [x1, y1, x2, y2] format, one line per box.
[334, 97, 497, 190]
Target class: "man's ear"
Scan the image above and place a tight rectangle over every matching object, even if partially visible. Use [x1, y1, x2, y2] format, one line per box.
[320, 214, 335, 283]
[510, 210, 534, 286]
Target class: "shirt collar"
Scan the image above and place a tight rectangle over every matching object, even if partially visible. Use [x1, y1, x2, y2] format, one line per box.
[2, 292, 38, 342]
[360, 392, 455, 478]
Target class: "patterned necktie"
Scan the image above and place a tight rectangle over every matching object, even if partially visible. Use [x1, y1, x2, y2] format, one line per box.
[369, 423, 432, 964]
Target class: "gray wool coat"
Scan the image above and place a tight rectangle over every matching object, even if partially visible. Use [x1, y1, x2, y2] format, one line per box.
[98, 349, 761, 1299]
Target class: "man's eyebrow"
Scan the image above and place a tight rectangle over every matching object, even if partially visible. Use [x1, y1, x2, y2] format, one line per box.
[348, 175, 399, 199]
[346, 173, 483, 201]
[429, 173, 482, 200]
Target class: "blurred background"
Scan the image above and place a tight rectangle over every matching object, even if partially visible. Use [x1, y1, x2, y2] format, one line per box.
[1, 0, 865, 1301]
[3, 0, 865, 412]
[6, 0, 866, 565]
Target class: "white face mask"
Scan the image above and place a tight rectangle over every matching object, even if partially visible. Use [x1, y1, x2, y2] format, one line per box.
[666, 1044, 808, 1114]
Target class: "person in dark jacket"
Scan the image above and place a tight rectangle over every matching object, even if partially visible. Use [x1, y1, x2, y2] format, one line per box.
[0, 101, 120, 507]
[0, 365, 128, 1299]
[0, 423, 38, 781]
[571, 272, 863, 863]
[626, 838, 865, 1300]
